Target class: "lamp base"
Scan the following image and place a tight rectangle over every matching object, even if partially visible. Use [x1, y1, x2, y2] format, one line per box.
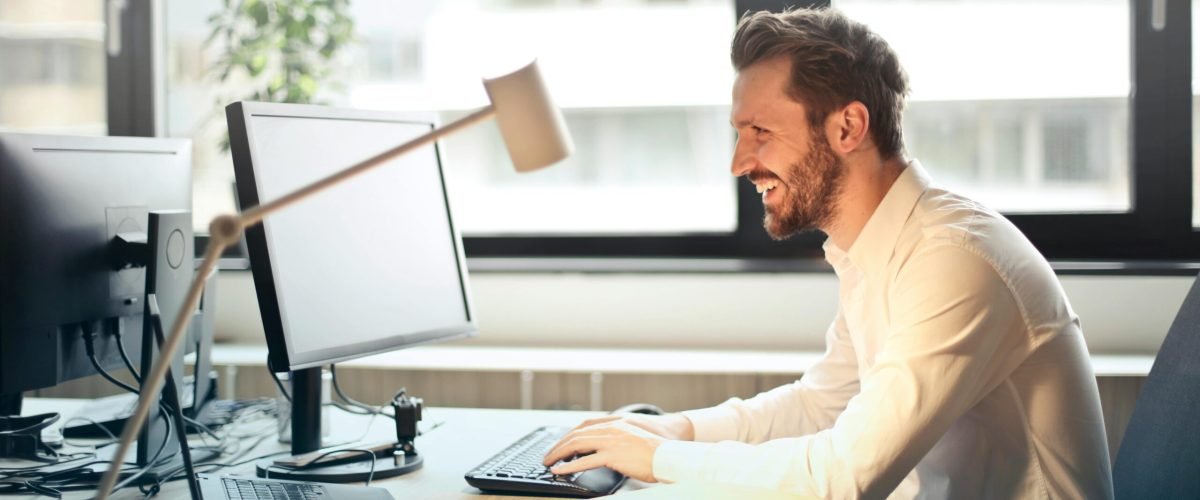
[254, 452, 422, 483]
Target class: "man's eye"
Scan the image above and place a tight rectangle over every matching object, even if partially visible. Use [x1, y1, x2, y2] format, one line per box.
[753, 126, 767, 134]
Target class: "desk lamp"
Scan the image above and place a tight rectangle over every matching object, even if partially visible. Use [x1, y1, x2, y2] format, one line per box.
[94, 60, 573, 500]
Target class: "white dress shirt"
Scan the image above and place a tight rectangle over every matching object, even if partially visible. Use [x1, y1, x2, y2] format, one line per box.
[653, 162, 1113, 499]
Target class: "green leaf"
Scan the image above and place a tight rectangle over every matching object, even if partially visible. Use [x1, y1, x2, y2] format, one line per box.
[248, 53, 267, 76]
[205, 0, 354, 108]
[249, 0, 270, 27]
[297, 74, 316, 97]
[268, 74, 285, 93]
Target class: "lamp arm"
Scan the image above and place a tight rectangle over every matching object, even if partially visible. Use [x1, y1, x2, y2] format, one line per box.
[94, 104, 498, 499]
[94, 240, 223, 499]
[240, 104, 496, 227]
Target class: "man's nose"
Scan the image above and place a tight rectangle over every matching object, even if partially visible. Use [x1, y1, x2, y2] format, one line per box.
[731, 139, 755, 177]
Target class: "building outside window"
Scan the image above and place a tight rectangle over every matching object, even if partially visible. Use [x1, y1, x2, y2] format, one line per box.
[0, 0, 106, 135]
[165, 0, 738, 235]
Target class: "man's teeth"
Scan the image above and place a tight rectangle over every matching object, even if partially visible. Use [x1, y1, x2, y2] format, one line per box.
[755, 180, 780, 194]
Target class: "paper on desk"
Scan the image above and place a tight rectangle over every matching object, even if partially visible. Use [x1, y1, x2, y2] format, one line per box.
[609, 481, 811, 499]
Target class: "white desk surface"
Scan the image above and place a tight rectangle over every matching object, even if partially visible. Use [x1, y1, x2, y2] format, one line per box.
[8, 398, 653, 499]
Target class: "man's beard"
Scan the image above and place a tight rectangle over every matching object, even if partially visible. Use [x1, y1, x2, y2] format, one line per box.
[763, 133, 845, 241]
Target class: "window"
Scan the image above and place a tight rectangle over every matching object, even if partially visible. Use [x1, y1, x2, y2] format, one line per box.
[0, 0, 106, 135]
[839, 0, 1131, 214]
[130, 0, 1200, 263]
[165, 0, 737, 236]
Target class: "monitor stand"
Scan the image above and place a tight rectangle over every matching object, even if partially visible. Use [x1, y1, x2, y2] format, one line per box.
[254, 366, 422, 482]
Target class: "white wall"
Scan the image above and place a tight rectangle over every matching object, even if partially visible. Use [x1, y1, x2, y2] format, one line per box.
[213, 271, 1192, 355]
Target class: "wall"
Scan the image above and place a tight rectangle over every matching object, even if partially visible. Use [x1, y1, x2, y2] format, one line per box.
[43, 270, 1180, 461]
[213, 270, 1193, 354]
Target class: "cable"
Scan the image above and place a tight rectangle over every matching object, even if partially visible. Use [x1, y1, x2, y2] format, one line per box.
[136, 398, 282, 495]
[74, 326, 200, 496]
[142, 417, 281, 496]
[81, 332, 185, 442]
[261, 448, 377, 487]
[300, 449, 377, 486]
[269, 368, 292, 404]
[113, 324, 141, 384]
[61, 416, 117, 447]
[329, 364, 378, 414]
[108, 411, 174, 493]
[182, 415, 221, 443]
[18, 478, 60, 498]
[5, 411, 175, 496]
[82, 327, 139, 395]
[329, 364, 408, 423]
[323, 378, 443, 438]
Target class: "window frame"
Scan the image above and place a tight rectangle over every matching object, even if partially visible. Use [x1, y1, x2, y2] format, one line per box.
[466, 0, 1197, 262]
[131, 0, 1197, 268]
[107, 0, 161, 138]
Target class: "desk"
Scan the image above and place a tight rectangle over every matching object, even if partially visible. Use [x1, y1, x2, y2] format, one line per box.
[9, 398, 652, 499]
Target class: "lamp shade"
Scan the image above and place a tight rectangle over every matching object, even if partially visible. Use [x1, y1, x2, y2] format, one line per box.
[483, 60, 574, 172]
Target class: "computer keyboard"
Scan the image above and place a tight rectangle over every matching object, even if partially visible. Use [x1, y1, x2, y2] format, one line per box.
[196, 473, 393, 500]
[464, 426, 627, 498]
[218, 476, 324, 500]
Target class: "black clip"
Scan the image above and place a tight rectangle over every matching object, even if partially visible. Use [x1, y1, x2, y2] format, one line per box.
[0, 412, 60, 460]
[390, 389, 423, 457]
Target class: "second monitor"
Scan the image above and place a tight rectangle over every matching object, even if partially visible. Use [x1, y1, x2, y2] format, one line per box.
[226, 101, 477, 481]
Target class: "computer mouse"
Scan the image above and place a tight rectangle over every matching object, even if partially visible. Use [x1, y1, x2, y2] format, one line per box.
[610, 403, 665, 416]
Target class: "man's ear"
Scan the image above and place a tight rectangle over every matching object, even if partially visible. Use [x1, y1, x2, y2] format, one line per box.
[827, 101, 871, 155]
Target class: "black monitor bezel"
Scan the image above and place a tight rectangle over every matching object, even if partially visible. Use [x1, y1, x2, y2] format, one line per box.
[226, 101, 478, 372]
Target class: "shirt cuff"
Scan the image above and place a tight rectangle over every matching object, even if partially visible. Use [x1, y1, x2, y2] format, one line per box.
[682, 403, 741, 443]
[653, 440, 713, 484]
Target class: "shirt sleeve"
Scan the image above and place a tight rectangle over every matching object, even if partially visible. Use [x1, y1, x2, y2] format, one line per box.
[682, 309, 860, 444]
[653, 244, 1034, 497]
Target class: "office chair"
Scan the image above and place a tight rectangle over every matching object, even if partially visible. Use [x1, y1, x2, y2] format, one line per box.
[1111, 271, 1200, 499]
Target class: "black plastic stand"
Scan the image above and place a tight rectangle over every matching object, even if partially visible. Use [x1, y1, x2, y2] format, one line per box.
[254, 366, 423, 482]
[291, 367, 323, 456]
[254, 451, 422, 483]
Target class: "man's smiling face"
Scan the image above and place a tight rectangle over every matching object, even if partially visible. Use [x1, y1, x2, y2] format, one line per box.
[730, 57, 846, 240]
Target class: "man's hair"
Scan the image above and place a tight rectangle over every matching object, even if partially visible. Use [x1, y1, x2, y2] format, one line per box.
[731, 8, 910, 160]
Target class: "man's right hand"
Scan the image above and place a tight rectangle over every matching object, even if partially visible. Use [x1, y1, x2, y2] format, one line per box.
[540, 412, 696, 481]
[566, 412, 695, 442]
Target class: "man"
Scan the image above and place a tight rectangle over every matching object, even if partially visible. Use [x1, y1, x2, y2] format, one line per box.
[543, 7, 1113, 499]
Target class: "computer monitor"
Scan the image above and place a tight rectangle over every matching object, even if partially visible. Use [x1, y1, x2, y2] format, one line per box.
[0, 132, 214, 480]
[0, 133, 193, 414]
[226, 102, 477, 479]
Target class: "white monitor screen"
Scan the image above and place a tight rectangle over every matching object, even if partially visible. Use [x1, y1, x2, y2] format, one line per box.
[235, 104, 474, 369]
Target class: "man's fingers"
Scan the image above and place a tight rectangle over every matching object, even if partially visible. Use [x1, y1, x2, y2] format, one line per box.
[543, 424, 619, 465]
[543, 434, 606, 466]
[543, 417, 619, 464]
[550, 453, 606, 476]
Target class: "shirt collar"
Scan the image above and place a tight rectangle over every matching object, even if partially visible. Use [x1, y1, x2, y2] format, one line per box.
[824, 160, 931, 277]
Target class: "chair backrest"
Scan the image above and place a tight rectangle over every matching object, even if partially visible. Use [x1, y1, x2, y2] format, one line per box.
[1112, 272, 1200, 499]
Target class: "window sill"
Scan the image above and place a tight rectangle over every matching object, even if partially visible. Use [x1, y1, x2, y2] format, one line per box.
[211, 256, 1200, 276]
[205, 343, 1153, 377]
[468, 258, 1200, 275]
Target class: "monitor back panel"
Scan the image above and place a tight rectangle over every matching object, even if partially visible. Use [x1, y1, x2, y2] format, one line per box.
[0, 133, 191, 394]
